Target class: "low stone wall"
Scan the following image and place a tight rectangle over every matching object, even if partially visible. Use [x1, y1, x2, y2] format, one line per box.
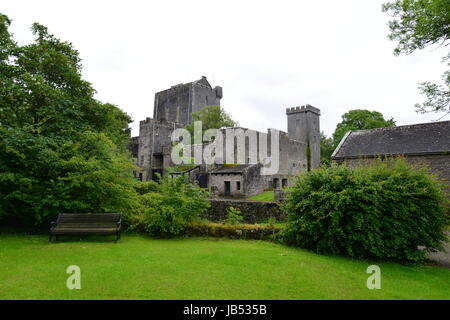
[202, 199, 286, 224]
[186, 221, 282, 240]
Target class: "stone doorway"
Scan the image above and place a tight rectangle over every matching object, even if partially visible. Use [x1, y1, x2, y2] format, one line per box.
[224, 181, 231, 196]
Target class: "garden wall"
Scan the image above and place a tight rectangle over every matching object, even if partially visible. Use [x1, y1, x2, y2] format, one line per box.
[202, 199, 286, 224]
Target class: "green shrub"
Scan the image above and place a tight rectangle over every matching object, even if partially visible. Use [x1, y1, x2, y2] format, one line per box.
[282, 158, 449, 262]
[267, 217, 277, 228]
[133, 180, 160, 195]
[129, 175, 210, 237]
[225, 207, 244, 225]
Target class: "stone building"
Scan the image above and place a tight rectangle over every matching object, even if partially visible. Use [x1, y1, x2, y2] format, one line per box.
[153, 76, 222, 125]
[331, 121, 450, 203]
[130, 76, 221, 181]
[131, 76, 321, 198]
[207, 121, 318, 198]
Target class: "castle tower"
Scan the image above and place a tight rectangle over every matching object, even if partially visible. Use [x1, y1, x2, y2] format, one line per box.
[153, 76, 222, 126]
[286, 105, 321, 169]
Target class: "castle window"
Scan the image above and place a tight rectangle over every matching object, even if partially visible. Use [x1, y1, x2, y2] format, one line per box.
[236, 181, 241, 191]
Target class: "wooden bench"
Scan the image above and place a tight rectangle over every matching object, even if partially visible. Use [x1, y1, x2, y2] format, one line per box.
[49, 213, 122, 243]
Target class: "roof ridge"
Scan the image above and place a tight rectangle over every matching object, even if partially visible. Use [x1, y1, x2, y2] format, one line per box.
[351, 120, 450, 134]
[331, 120, 450, 160]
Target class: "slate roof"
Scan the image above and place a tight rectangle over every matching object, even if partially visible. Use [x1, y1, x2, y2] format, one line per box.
[331, 121, 450, 160]
[210, 164, 255, 175]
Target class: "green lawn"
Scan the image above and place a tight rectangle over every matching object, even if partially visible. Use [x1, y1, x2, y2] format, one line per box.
[0, 233, 449, 300]
[247, 191, 274, 201]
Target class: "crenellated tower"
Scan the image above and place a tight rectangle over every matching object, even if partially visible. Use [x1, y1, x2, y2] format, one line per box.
[286, 105, 321, 169]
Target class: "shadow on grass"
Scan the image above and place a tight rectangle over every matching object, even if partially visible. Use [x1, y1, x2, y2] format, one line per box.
[0, 227, 119, 243]
[49, 235, 119, 243]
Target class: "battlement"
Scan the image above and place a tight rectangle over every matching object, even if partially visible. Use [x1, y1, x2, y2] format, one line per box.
[140, 117, 155, 125]
[286, 104, 321, 116]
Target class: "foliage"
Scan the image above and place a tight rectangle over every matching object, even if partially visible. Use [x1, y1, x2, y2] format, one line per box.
[383, 0, 450, 113]
[266, 217, 277, 228]
[282, 159, 448, 262]
[320, 132, 335, 166]
[332, 109, 396, 146]
[129, 175, 210, 237]
[225, 207, 244, 225]
[415, 76, 450, 114]
[0, 14, 137, 227]
[184, 105, 238, 142]
[133, 180, 160, 195]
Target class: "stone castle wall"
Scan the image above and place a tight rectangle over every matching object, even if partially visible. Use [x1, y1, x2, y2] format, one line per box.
[153, 76, 222, 126]
[202, 199, 286, 223]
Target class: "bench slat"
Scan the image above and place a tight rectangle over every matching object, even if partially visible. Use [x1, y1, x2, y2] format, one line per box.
[50, 213, 122, 242]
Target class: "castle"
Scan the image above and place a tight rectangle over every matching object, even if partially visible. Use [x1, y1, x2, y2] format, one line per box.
[130, 76, 321, 198]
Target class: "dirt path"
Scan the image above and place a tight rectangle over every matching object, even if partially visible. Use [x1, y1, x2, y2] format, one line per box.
[426, 231, 450, 269]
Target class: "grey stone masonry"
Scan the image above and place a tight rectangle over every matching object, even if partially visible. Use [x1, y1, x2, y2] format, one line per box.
[153, 76, 222, 126]
[203, 199, 286, 224]
[286, 105, 321, 169]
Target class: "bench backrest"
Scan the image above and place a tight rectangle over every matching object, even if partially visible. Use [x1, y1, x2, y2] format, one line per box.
[57, 213, 122, 225]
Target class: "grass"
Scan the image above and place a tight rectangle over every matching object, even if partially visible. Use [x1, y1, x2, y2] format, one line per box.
[0, 233, 449, 300]
[247, 190, 275, 201]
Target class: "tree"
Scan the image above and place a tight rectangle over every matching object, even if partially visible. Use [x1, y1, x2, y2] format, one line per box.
[184, 105, 238, 141]
[319, 132, 335, 167]
[332, 110, 396, 146]
[383, 0, 450, 113]
[0, 14, 138, 227]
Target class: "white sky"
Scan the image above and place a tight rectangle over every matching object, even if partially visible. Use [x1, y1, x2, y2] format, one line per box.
[2, 0, 448, 137]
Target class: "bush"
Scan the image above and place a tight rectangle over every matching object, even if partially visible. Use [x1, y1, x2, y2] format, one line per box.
[128, 175, 210, 237]
[133, 180, 160, 195]
[225, 207, 244, 225]
[282, 158, 449, 262]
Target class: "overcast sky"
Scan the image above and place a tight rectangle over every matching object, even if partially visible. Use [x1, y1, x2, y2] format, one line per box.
[2, 0, 448, 137]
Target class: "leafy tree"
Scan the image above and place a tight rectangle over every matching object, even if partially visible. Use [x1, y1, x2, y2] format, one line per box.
[383, 0, 450, 113]
[185, 105, 238, 141]
[332, 109, 396, 146]
[320, 132, 335, 167]
[0, 14, 138, 227]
